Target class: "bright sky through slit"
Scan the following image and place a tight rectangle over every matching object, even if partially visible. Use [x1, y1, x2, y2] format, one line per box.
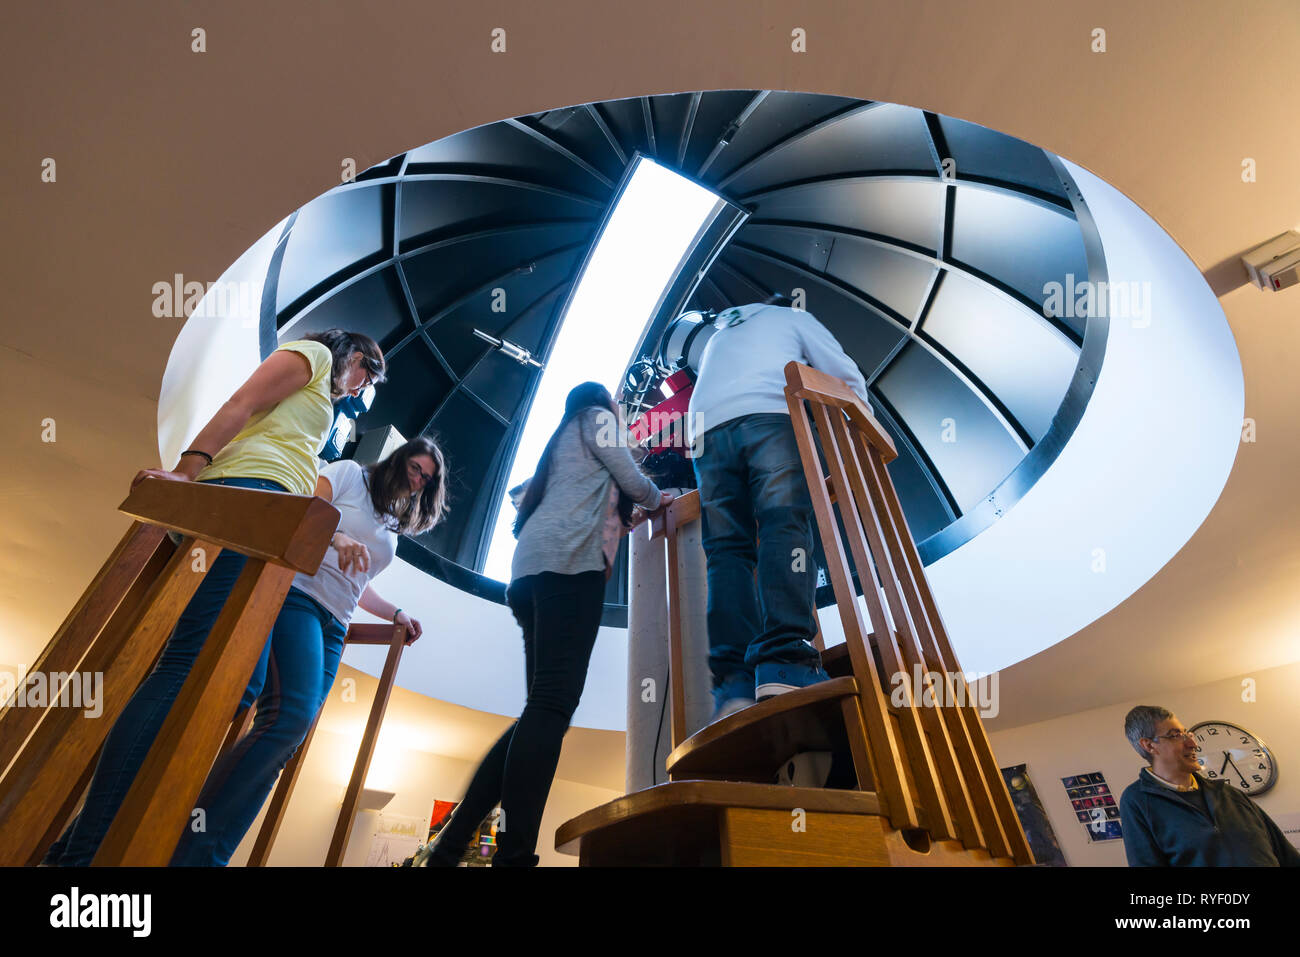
[482, 158, 722, 582]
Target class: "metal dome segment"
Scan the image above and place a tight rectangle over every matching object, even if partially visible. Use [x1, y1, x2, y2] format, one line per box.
[258, 90, 1106, 600]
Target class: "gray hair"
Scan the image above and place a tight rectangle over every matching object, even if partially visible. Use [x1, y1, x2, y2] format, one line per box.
[1124, 705, 1174, 764]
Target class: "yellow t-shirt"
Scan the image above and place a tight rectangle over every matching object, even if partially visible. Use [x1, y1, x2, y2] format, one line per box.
[196, 340, 334, 496]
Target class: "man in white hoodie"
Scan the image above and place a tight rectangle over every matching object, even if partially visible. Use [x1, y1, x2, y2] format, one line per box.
[688, 297, 869, 720]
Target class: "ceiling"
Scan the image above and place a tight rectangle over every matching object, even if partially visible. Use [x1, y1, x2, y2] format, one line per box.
[2, 0, 1297, 745]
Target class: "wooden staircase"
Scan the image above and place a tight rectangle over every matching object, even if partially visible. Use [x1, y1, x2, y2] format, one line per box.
[0, 479, 338, 866]
[555, 361, 1034, 866]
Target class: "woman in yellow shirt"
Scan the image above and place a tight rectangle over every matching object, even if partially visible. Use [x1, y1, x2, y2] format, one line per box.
[48, 328, 385, 865]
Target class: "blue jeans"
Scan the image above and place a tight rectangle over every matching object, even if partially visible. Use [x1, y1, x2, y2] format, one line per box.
[692, 413, 820, 689]
[48, 476, 292, 866]
[171, 587, 346, 865]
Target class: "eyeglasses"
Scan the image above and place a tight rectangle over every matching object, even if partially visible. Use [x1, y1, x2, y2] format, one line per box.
[408, 461, 435, 486]
[356, 354, 382, 391]
[1148, 729, 1196, 743]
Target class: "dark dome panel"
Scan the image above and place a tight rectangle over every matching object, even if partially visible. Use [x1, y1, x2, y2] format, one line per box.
[357, 339, 455, 440]
[877, 418, 957, 543]
[400, 222, 590, 321]
[921, 272, 1077, 443]
[678, 91, 766, 176]
[282, 265, 413, 353]
[949, 187, 1091, 337]
[875, 342, 1024, 513]
[398, 179, 601, 250]
[749, 178, 947, 254]
[415, 390, 510, 567]
[723, 103, 937, 197]
[276, 185, 388, 313]
[405, 123, 610, 202]
[707, 92, 863, 185]
[936, 114, 1071, 199]
[461, 349, 537, 422]
[524, 106, 628, 180]
[822, 235, 937, 324]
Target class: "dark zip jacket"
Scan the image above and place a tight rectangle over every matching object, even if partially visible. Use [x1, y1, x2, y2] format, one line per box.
[1120, 768, 1300, 866]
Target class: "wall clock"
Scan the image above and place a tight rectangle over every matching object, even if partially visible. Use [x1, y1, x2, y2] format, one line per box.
[1190, 720, 1277, 796]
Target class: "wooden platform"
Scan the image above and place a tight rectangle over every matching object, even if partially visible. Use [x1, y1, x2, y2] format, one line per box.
[555, 780, 1009, 867]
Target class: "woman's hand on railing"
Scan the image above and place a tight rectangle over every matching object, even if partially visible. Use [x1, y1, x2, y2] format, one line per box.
[130, 468, 194, 491]
[394, 610, 422, 640]
[629, 491, 675, 528]
[332, 532, 371, 574]
[649, 490, 675, 517]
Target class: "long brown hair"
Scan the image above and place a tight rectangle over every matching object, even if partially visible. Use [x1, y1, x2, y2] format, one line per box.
[364, 436, 448, 535]
[301, 328, 386, 398]
[513, 382, 636, 537]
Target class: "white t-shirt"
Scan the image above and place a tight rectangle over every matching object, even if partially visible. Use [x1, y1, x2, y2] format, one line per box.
[291, 459, 398, 626]
[687, 304, 869, 443]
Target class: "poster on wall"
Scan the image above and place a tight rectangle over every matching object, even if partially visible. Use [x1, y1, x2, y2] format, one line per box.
[1063, 772, 1123, 842]
[365, 811, 428, 867]
[1000, 764, 1068, 866]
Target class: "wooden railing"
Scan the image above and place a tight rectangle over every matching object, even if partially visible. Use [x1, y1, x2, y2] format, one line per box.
[648, 362, 1032, 864]
[236, 621, 415, 867]
[783, 360, 1033, 864]
[0, 479, 338, 866]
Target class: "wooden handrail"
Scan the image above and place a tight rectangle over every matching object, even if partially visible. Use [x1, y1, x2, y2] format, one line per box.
[0, 478, 340, 866]
[649, 489, 700, 541]
[119, 478, 340, 573]
[783, 360, 1033, 864]
[783, 361, 898, 463]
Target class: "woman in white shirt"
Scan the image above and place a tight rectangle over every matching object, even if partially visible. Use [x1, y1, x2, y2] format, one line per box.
[169, 436, 448, 865]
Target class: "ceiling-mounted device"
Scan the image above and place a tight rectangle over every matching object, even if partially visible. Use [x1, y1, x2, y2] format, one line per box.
[471, 329, 545, 368]
[1242, 231, 1300, 291]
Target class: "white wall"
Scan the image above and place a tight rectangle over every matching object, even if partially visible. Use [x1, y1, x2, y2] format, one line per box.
[156, 216, 286, 467]
[987, 659, 1300, 866]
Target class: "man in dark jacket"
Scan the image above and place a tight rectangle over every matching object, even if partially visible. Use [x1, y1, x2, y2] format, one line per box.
[1119, 705, 1299, 867]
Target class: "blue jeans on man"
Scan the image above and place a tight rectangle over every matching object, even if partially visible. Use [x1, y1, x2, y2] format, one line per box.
[692, 413, 824, 708]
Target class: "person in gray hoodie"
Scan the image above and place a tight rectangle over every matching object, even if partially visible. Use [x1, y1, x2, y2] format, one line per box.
[688, 297, 868, 720]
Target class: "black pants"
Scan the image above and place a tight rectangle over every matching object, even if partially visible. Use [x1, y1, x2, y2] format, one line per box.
[433, 570, 606, 866]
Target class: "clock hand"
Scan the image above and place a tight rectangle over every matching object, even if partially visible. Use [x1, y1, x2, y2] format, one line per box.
[1225, 754, 1248, 787]
[1219, 753, 1230, 776]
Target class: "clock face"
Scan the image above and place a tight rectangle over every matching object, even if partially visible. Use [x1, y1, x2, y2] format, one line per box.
[1190, 721, 1277, 796]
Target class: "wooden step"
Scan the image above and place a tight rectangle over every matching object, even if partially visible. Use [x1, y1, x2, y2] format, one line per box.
[555, 779, 885, 866]
[666, 676, 860, 783]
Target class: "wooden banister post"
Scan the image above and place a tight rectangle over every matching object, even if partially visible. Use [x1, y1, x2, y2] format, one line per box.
[246, 621, 418, 867]
[0, 537, 219, 866]
[783, 363, 919, 832]
[93, 558, 298, 865]
[813, 402, 966, 846]
[865, 442, 1036, 865]
[0, 523, 172, 780]
[325, 622, 409, 867]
